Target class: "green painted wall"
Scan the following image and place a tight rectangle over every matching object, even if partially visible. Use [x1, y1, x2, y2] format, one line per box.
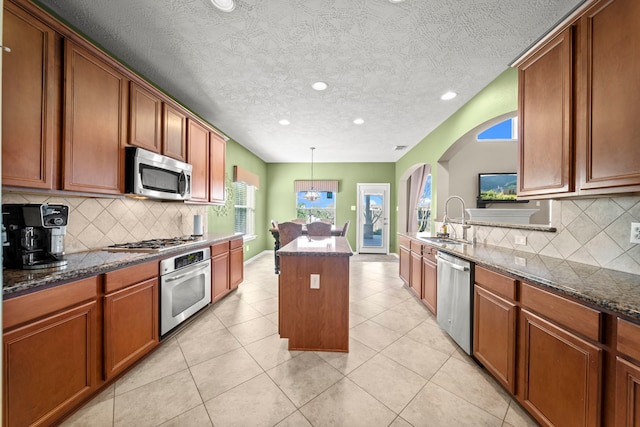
[266, 162, 396, 250]
[394, 68, 518, 251]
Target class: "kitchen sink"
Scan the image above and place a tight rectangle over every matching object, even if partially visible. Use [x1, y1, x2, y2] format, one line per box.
[418, 236, 467, 246]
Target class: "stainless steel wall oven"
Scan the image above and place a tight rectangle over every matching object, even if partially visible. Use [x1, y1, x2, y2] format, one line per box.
[160, 247, 211, 336]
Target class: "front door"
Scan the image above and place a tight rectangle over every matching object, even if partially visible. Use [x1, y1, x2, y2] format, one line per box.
[357, 183, 390, 254]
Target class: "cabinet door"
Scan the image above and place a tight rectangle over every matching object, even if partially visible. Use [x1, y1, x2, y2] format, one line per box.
[3, 300, 98, 427]
[209, 132, 226, 203]
[474, 286, 516, 393]
[230, 245, 244, 290]
[103, 277, 159, 380]
[399, 246, 410, 285]
[211, 251, 230, 302]
[577, 0, 640, 193]
[616, 357, 640, 427]
[2, 2, 61, 189]
[518, 27, 574, 197]
[162, 104, 187, 161]
[129, 82, 161, 153]
[409, 250, 422, 299]
[421, 256, 437, 314]
[519, 308, 602, 427]
[63, 40, 127, 194]
[187, 119, 209, 202]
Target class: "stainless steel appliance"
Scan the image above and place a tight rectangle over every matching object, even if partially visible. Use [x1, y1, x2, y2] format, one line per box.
[125, 146, 192, 200]
[436, 251, 473, 354]
[2, 204, 69, 270]
[105, 236, 204, 253]
[160, 247, 211, 336]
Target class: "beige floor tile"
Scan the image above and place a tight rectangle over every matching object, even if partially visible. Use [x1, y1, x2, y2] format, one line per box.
[349, 300, 387, 319]
[60, 396, 114, 427]
[250, 295, 280, 315]
[347, 353, 427, 413]
[244, 333, 302, 371]
[115, 338, 188, 395]
[381, 336, 450, 380]
[113, 369, 203, 427]
[388, 416, 413, 426]
[177, 326, 242, 366]
[504, 399, 539, 427]
[212, 299, 264, 326]
[158, 404, 212, 427]
[430, 356, 511, 420]
[267, 352, 344, 407]
[205, 373, 296, 427]
[275, 410, 313, 427]
[349, 310, 369, 328]
[350, 320, 402, 351]
[405, 318, 458, 355]
[315, 338, 377, 375]
[236, 286, 277, 304]
[370, 307, 427, 334]
[362, 291, 407, 309]
[300, 378, 397, 427]
[227, 315, 279, 345]
[190, 347, 263, 402]
[400, 382, 502, 427]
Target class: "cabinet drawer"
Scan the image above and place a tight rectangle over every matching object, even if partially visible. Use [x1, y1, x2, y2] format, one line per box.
[399, 235, 410, 249]
[422, 244, 437, 262]
[475, 266, 516, 301]
[521, 282, 601, 342]
[617, 318, 640, 362]
[211, 241, 228, 256]
[104, 260, 159, 293]
[230, 237, 243, 249]
[4, 276, 98, 330]
[410, 239, 423, 253]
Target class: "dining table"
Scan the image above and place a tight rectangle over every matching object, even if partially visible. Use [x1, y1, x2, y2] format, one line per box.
[269, 224, 343, 273]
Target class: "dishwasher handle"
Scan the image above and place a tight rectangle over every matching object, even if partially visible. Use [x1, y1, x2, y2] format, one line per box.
[437, 255, 470, 272]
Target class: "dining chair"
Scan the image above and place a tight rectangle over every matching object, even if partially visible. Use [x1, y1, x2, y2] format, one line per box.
[291, 218, 306, 225]
[271, 219, 278, 229]
[340, 220, 350, 237]
[278, 221, 303, 247]
[306, 221, 332, 237]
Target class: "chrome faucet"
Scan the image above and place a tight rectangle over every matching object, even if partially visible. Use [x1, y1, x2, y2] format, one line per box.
[443, 195, 471, 242]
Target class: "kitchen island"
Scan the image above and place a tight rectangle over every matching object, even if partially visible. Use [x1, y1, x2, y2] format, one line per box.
[277, 236, 352, 352]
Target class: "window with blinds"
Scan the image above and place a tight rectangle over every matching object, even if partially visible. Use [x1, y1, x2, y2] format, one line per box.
[234, 181, 255, 236]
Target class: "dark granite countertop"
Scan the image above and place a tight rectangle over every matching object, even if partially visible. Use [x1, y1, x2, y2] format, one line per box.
[277, 236, 353, 257]
[400, 232, 640, 321]
[2, 233, 240, 299]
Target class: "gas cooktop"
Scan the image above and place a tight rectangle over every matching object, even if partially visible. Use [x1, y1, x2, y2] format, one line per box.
[104, 236, 204, 252]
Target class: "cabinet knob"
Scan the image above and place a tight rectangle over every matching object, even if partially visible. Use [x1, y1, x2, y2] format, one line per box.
[0, 46, 11, 52]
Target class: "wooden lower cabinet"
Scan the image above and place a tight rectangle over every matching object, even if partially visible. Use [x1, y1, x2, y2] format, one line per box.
[103, 277, 159, 380]
[474, 286, 516, 393]
[409, 239, 422, 299]
[229, 238, 244, 290]
[519, 308, 602, 427]
[421, 248, 437, 314]
[211, 242, 230, 302]
[399, 244, 410, 285]
[616, 357, 640, 426]
[3, 277, 99, 427]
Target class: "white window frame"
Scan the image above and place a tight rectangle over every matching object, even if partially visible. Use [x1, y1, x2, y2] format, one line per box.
[234, 182, 256, 239]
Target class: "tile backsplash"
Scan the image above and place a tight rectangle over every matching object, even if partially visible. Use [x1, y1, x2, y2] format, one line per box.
[2, 193, 207, 254]
[443, 195, 640, 275]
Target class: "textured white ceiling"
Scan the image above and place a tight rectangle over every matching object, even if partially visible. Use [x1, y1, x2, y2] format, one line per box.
[37, 0, 584, 163]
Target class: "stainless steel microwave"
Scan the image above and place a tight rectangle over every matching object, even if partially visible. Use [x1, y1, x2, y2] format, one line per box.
[125, 147, 192, 200]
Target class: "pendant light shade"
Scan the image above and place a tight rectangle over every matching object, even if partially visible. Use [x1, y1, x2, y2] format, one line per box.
[304, 147, 320, 202]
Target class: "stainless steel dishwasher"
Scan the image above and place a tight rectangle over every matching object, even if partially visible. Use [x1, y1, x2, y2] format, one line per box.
[436, 251, 473, 355]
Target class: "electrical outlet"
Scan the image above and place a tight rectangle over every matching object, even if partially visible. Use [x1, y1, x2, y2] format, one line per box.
[514, 235, 527, 246]
[631, 222, 640, 244]
[310, 274, 320, 289]
[515, 256, 527, 266]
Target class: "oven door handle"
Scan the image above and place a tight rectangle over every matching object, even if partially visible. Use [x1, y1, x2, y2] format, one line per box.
[165, 263, 210, 282]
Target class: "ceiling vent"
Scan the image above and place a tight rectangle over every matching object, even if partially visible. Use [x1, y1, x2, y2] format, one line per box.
[393, 145, 408, 151]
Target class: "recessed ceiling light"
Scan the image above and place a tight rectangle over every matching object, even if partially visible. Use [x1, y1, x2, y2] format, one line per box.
[353, 118, 365, 125]
[440, 91, 457, 100]
[311, 81, 328, 91]
[389, 0, 405, 3]
[279, 119, 290, 126]
[210, 0, 235, 12]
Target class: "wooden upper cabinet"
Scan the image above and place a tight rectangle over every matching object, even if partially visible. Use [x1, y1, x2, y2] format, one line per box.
[187, 119, 210, 202]
[163, 104, 187, 162]
[63, 40, 127, 194]
[2, 1, 61, 189]
[517, 26, 574, 197]
[576, 0, 640, 193]
[209, 131, 226, 204]
[129, 81, 161, 153]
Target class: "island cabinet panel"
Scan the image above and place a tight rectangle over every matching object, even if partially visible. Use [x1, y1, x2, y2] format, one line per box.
[2, 1, 62, 189]
[473, 267, 517, 394]
[63, 39, 127, 194]
[128, 81, 162, 153]
[421, 245, 437, 314]
[517, 26, 574, 197]
[3, 277, 99, 427]
[187, 119, 210, 202]
[519, 308, 602, 427]
[211, 241, 230, 302]
[229, 238, 244, 290]
[209, 131, 227, 204]
[615, 318, 640, 426]
[162, 103, 187, 162]
[576, 0, 640, 193]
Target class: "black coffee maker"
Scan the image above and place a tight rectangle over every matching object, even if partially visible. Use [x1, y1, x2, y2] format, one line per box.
[2, 204, 69, 270]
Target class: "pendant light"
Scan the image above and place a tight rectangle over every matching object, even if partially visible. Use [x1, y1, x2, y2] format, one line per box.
[304, 147, 320, 202]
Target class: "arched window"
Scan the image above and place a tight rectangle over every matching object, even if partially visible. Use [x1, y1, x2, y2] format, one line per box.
[477, 117, 518, 141]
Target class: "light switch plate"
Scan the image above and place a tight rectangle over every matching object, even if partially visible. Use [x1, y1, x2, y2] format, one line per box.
[631, 223, 640, 244]
[310, 274, 320, 289]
